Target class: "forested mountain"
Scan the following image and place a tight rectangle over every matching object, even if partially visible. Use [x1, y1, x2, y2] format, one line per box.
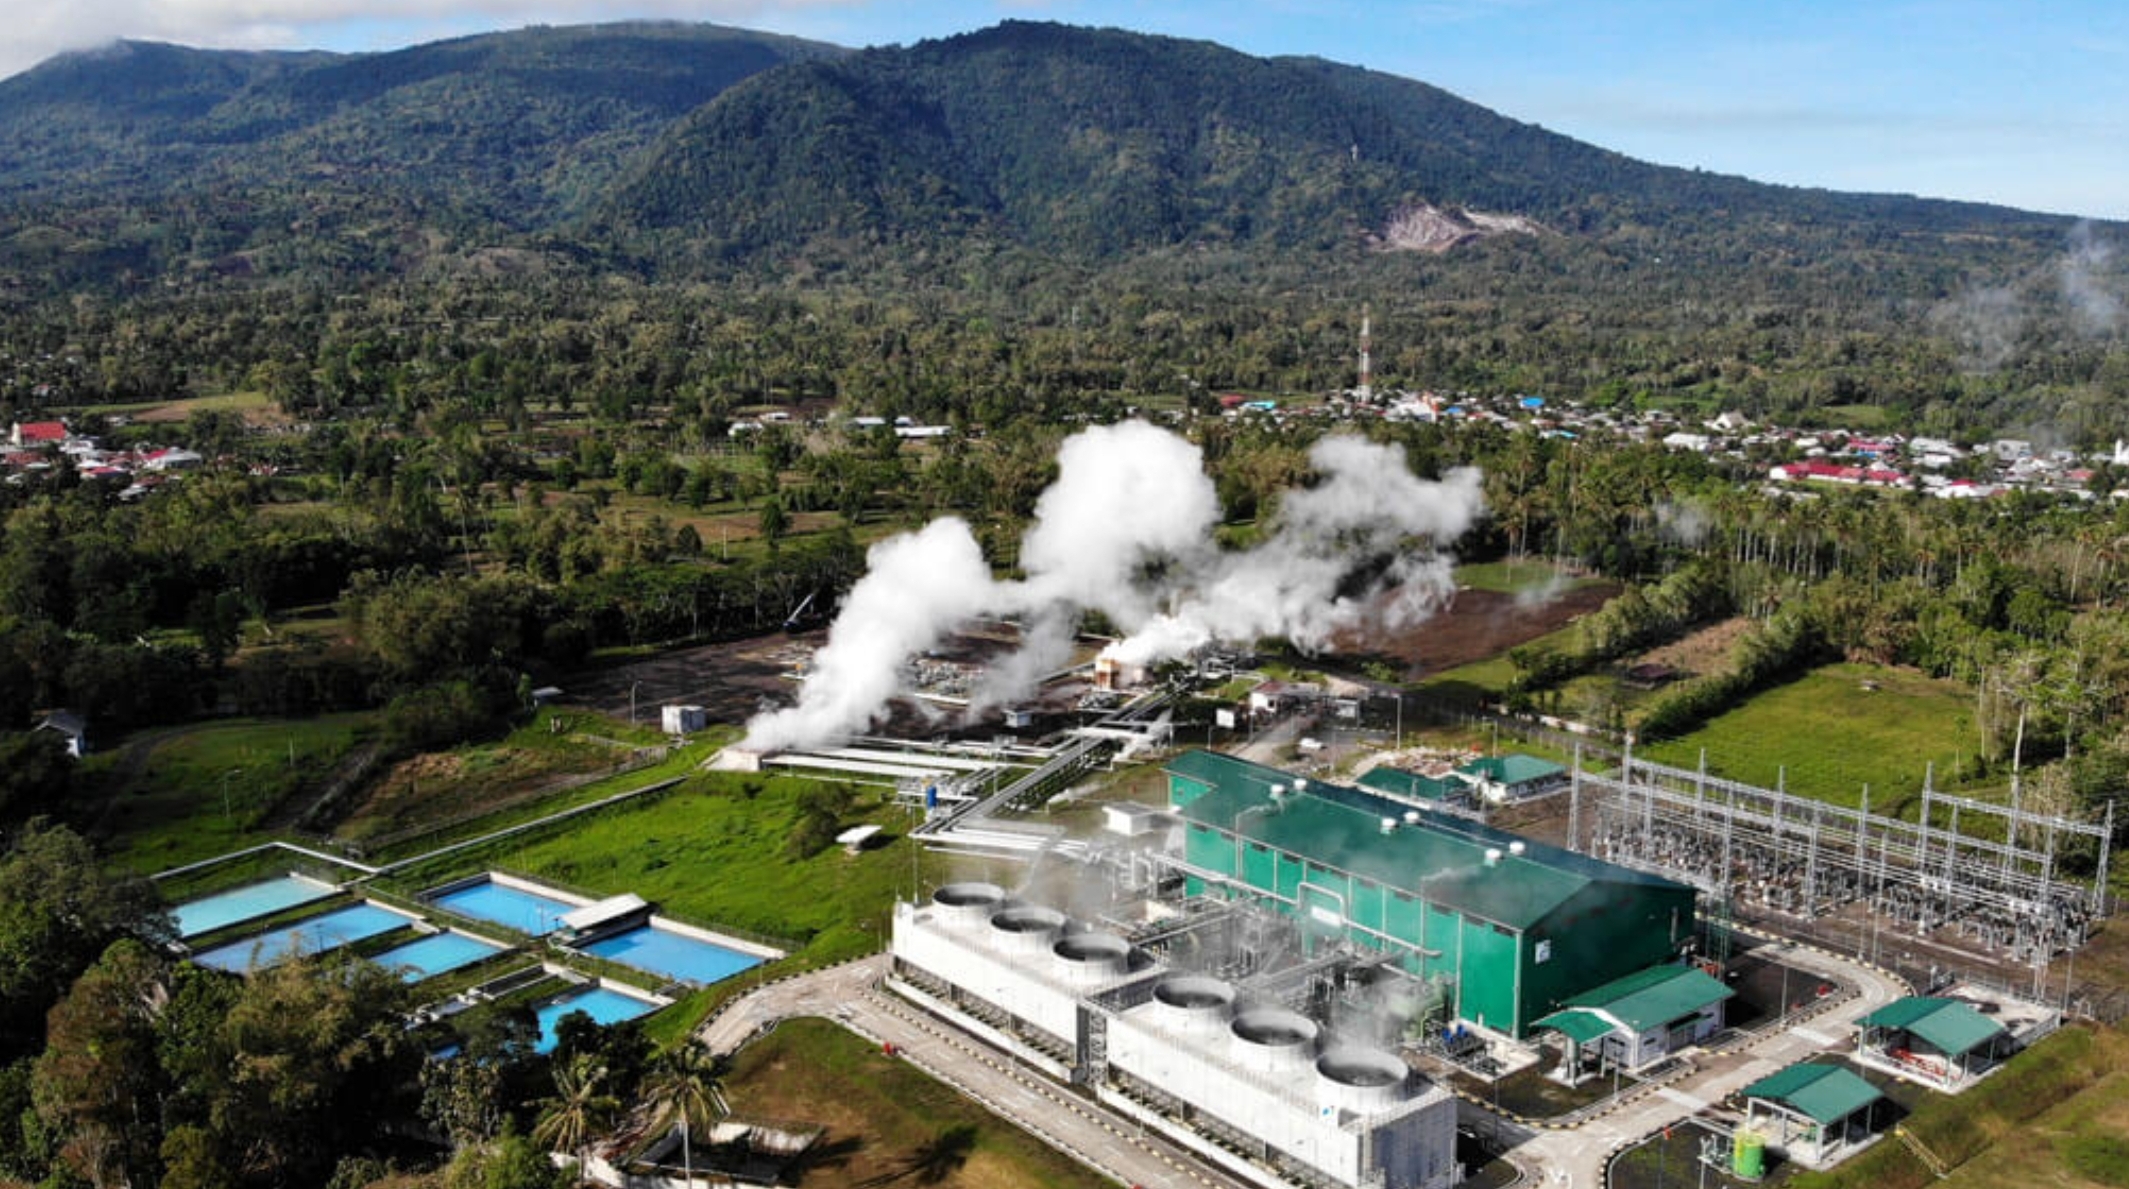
[601, 21, 2064, 260]
[0, 18, 2095, 290]
[2, 19, 2124, 432]
[0, 23, 845, 287]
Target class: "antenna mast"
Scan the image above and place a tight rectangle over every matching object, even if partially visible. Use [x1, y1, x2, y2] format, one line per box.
[1357, 304, 1373, 401]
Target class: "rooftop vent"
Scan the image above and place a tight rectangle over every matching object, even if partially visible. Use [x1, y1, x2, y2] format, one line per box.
[1314, 1045, 1410, 1115]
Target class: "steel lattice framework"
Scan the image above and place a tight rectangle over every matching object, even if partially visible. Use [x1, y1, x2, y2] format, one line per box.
[1568, 750, 2113, 964]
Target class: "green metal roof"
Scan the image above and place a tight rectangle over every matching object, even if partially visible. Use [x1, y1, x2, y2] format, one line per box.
[1857, 998, 2007, 1057]
[1165, 751, 1690, 932]
[1743, 1063, 1884, 1125]
[1531, 1008, 1614, 1045]
[1563, 964, 1733, 1032]
[1458, 754, 1568, 787]
[1357, 766, 1459, 803]
[1168, 750, 1300, 796]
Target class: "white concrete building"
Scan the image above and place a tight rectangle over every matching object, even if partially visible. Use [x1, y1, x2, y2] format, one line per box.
[1103, 977, 1459, 1189]
[889, 885, 1460, 1189]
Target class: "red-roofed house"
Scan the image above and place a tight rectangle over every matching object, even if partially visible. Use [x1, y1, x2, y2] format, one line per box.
[9, 421, 67, 447]
[1770, 460, 1907, 488]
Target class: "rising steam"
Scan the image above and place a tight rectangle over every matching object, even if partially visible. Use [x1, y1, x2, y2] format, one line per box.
[740, 422, 1483, 753]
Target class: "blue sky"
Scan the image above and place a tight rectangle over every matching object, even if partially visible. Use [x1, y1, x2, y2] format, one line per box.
[10, 0, 2129, 219]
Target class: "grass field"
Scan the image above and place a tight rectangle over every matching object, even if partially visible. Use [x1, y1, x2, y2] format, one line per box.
[84, 714, 370, 873]
[70, 390, 274, 419]
[724, 1018, 1106, 1189]
[1456, 558, 1598, 596]
[334, 709, 677, 845]
[380, 766, 969, 969]
[1637, 662, 1987, 816]
[1789, 1025, 2128, 1189]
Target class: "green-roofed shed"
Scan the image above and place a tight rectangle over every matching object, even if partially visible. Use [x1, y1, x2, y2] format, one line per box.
[1534, 1009, 1612, 1046]
[1856, 998, 2011, 1088]
[1743, 1063, 1886, 1165]
[1531, 963, 1732, 1068]
[1456, 754, 1569, 802]
[1357, 766, 1468, 807]
[1164, 750, 1698, 1039]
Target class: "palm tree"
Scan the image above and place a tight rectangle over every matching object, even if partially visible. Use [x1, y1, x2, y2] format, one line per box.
[534, 1054, 619, 1186]
[642, 1039, 727, 1184]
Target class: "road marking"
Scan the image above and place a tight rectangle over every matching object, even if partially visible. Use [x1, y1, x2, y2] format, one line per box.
[1790, 1025, 1837, 1046]
[1656, 1087, 1707, 1112]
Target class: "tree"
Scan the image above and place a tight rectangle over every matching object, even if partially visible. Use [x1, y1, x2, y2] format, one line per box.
[641, 1039, 726, 1181]
[207, 955, 419, 1186]
[421, 1003, 544, 1147]
[0, 822, 170, 1063]
[442, 1120, 568, 1189]
[757, 496, 789, 553]
[532, 1055, 618, 1184]
[0, 731, 76, 827]
[31, 939, 169, 1189]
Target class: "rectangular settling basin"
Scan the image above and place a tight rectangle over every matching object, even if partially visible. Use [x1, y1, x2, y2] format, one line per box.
[534, 985, 659, 1052]
[193, 902, 416, 972]
[577, 922, 764, 986]
[428, 876, 581, 936]
[372, 930, 510, 983]
[173, 874, 337, 939]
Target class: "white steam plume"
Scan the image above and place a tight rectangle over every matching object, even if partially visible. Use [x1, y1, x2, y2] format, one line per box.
[740, 423, 1483, 752]
[740, 517, 997, 754]
[2060, 221, 2123, 338]
[1105, 436, 1482, 667]
[1017, 419, 1222, 625]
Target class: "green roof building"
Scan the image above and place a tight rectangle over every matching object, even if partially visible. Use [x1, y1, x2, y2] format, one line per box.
[1356, 766, 1468, 807]
[1742, 1062, 1886, 1166]
[1855, 997, 2011, 1088]
[1167, 751, 1698, 1038]
[1455, 754, 1569, 802]
[1533, 964, 1733, 1069]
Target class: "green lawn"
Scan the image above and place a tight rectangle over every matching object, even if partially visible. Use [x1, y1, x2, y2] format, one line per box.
[725, 1018, 1107, 1189]
[1791, 1025, 2126, 1189]
[70, 390, 273, 417]
[380, 767, 961, 967]
[84, 714, 370, 873]
[1455, 558, 1595, 596]
[1637, 663, 1985, 816]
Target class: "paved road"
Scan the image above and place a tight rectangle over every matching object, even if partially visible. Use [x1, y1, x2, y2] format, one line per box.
[701, 955, 1254, 1189]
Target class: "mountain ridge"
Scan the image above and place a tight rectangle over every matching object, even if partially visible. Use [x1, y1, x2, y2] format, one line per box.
[0, 18, 2093, 294]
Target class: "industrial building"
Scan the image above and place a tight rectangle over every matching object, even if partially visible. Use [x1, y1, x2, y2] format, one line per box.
[1166, 751, 1700, 1038]
[889, 883, 1459, 1189]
